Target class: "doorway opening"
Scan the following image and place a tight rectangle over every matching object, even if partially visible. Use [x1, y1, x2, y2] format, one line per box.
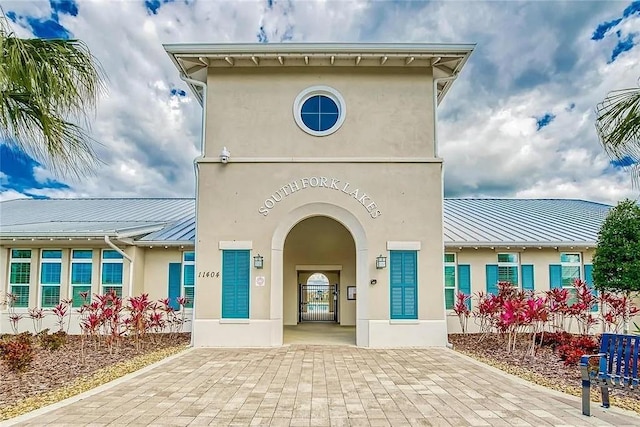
[299, 273, 338, 322]
[282, 215, 356, 345]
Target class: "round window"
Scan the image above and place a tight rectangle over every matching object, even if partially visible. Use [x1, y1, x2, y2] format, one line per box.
[293, 86, 346, 137]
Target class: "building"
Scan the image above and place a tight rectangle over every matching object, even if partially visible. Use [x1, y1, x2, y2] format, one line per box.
[0, 197, 609, 343]
[0, 44, 610, 347]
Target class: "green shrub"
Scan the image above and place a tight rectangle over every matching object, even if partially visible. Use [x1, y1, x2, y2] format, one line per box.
[38, 329, 67, 351]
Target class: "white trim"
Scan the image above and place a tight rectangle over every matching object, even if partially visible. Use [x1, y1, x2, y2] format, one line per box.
[182, 251, 195, 308]
[444, 252, 457, 312]
[68, 249, 93, 304]
[293, 86, 346, 137]
[196, 157, 443, 163]
[388, 320, 421, 325]
[295, 265, 343, 271]
[100, 249, 124, 296]
[219, 319, 251, 324]
[7, 248, 32, 309]
[39, 249, 62, 308]
[218, 241, 253, 250]
[386, 241, 421, 251]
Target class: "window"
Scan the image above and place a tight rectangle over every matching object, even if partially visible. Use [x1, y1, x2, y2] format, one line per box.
[497, 253, 519, 286]
[40, 250, 62, 308]
[444, 253, 456, 310]
[390, 251, 418, 319]
[293, 86, 346, 136]
[101, 250, 123, 297]
[71, 250, 93, 307]
[9, 249, 31, 308]
[222, 250, 250, 319]
[182, 251, 195, 308]
[560, 253, 582, 288]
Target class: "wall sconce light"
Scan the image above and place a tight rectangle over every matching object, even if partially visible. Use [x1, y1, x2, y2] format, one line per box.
[253, 254, 264, 269]
[376, 254, 387, 269]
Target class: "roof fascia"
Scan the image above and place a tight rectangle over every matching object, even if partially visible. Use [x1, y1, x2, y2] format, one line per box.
[134, 240, 194, 247]
[444, 241, 597, 249]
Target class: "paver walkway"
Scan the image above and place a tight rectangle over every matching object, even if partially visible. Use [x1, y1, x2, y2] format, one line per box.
[5, 345, 640, 426]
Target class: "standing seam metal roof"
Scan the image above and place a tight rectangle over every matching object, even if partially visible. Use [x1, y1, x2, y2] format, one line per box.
[0, 198, 610, 245]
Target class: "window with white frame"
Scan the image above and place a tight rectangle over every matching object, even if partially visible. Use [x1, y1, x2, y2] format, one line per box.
[71, 249, 93, 307]
[497, 253, 519, 286]
[182, 251, 195, 308]
[101, 249, 123, 297]
[444, 253, 457, 310]
[9, 249, 31, 308]
[40, 250, 62, 308]
[560, 253, 582, 288]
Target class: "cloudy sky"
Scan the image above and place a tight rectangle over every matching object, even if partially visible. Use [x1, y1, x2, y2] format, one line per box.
[1, 0, 639, 205]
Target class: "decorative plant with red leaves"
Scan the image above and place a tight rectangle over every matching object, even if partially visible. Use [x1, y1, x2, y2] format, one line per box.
[556, 334, 600, 366]
[8, 313, 23, 334]
[545, 288, 571, 331]
[473, 291, 499, 339]
[51, 299, 71, 332]
[522, 296, 549, 358]
[175, 296, 191, 334]
[568, 279, 598, 336]
[600, 292, 640, 333]
[127, 293, 152, 351]
[453, 292, 471, 334]
[0, 333, 34, 372]
[27, 308, 46, 334]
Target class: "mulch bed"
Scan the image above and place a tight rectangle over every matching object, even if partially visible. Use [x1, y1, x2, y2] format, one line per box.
[0, 332, 190, 408]
[449, 333, 640, 410]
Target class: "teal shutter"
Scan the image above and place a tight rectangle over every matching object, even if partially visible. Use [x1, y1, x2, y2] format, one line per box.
[584, 264, 598, 312]
[222, 250, 250, 319]
[549, 264, 562, 289]
[390, 251, 417, 319]
[486, 265, 498, 295]
[168, 263, 181, 310]
[521, 265, 534, 291]
[457, 264, 471, 309]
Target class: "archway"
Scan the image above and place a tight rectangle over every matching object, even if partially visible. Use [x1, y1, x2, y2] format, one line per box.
[271, 202, 369, 346]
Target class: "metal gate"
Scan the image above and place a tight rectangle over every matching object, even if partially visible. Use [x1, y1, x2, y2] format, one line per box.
[299, 283, 338, 322]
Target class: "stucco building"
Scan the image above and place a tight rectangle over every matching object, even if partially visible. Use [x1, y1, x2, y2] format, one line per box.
[0, 44, 609, 347]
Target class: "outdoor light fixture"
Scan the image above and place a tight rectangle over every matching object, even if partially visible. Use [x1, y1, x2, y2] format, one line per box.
[376, 254, 387, 269]
[253, 254, 264, 269]
[220, 146, 230, 164]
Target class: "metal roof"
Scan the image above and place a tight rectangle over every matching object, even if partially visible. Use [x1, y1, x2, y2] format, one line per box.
[0, 198, 610, 246]
[443, 199, 610, 247]
[0, 198, 194, 238]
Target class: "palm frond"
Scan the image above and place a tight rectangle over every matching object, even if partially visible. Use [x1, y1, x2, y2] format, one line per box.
[0, 13, 106, 177]
[595, 84, 640, 185]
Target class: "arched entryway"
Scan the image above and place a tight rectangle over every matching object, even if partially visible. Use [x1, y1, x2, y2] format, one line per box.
[271, 202, 368, 346]
[283, 216, 355, 344]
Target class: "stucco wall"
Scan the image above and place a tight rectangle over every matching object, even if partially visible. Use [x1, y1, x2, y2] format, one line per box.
[204, 67, 435, 159]
[446, 248, 599, 334]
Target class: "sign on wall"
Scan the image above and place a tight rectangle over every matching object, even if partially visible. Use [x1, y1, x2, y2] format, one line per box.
[258, 176, 382, 219]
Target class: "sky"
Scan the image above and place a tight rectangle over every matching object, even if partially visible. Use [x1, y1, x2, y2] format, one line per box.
[0, 0, 639, 205]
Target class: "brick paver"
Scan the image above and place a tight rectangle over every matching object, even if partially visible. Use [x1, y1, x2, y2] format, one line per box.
[5, 346, 640, 426]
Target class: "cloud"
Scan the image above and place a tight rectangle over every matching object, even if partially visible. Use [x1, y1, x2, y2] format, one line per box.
[0, 0, 638, 208]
